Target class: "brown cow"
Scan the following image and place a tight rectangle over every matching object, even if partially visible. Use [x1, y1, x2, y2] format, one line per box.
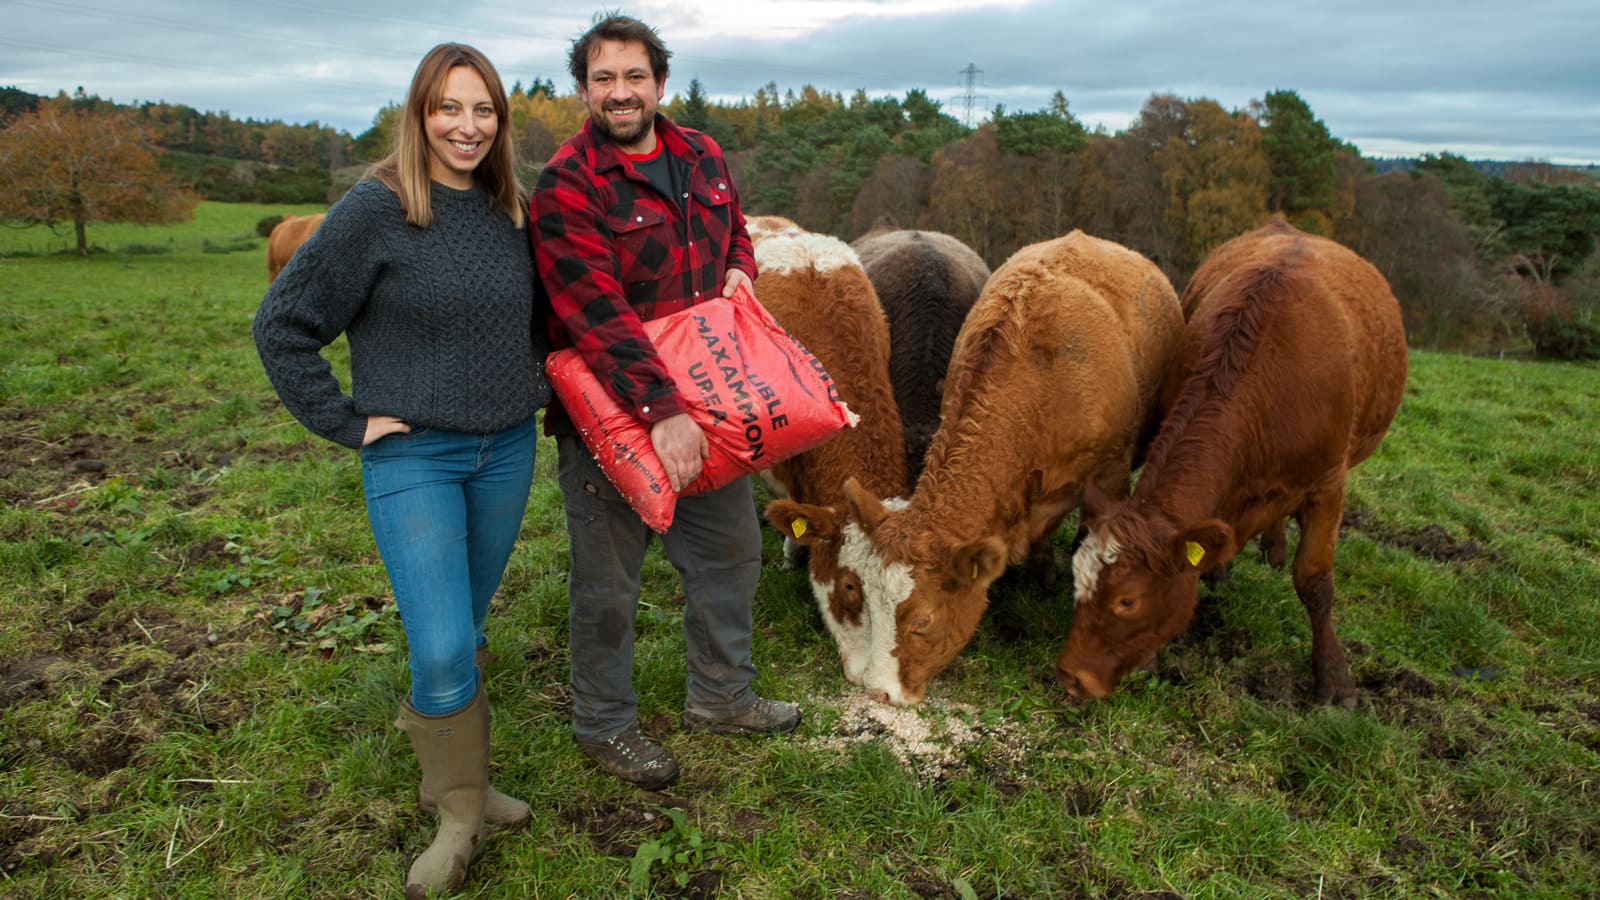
[266, 213, 326, 282]
[744, 218, 911, 685]
[836, 230, 1184, 704]
[851, 229, 989, 482]
[1055, 219, 1408, 707]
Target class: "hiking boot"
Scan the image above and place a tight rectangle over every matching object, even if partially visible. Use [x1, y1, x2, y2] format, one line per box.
[684, 697, 801, 735]
[576, 723, 679, 790]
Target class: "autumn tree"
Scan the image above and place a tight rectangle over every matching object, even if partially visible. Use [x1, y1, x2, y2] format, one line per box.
[0, 98, 198, 255]
[507, 90, 587, 167]
[1156, 98, 1270, 269]
[1096, 94, 1191, 280]
[847, 156, 931, 237]
[1338, 170, 1510, 347]
[926, 126, 1005, 264]
[993, 92, 1091, 248]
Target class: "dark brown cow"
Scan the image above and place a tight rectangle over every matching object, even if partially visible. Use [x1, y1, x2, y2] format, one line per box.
[851, 229, 989, 482]
[266, 213, 326, 282]
[1056, 219, 1408, 707]
[743, 217, 911, 685]
[837, 230, 1184, 704]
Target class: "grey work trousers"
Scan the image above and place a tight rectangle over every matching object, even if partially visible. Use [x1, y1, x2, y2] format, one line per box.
[556, 434, 762, 743]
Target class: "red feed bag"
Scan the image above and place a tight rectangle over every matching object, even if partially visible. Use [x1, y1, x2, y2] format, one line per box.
[547, 283, 857, 532]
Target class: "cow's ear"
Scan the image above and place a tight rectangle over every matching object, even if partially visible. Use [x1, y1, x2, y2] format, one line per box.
[843, 477, 891, 532]
[764, 500, 837, 546]
[950, 536, 1008, 586]
[1173, 519, 1236, 571]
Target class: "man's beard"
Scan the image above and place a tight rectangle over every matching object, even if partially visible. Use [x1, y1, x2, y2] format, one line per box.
[595, 103, 652, 146]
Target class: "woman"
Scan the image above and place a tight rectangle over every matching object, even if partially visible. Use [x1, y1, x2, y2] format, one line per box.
[252, 43, 548, 898]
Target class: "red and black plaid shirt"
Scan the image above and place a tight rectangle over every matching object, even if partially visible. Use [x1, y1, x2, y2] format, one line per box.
[530, 115, 756, 433]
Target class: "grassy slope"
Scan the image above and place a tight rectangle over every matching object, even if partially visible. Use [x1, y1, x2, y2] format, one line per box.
[0, 205, 1596, 898]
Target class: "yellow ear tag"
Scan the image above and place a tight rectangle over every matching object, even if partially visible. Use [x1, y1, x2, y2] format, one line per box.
[1185, 541, 1206, 568]
[972, 562, 979, 580]
[791, 517, 808, 539]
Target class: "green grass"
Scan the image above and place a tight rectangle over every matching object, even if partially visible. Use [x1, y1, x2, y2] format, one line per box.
[1, 204, 1597, 897]
[0, 201, 327, 258]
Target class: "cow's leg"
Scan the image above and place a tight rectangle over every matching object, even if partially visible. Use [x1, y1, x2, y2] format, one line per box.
[1259, 517, 1289, 569]
[1024, 535, 1058, 591]
[1292, 480, 1356, 708]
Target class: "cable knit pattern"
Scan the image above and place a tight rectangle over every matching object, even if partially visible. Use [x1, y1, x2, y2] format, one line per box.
[253, 178, 551, 448]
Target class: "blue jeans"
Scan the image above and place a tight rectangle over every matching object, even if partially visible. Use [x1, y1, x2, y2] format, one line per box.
[361, 416, 537, 715]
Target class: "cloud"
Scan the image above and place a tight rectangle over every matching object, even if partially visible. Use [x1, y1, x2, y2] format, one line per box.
[4, 0, 1596, 163]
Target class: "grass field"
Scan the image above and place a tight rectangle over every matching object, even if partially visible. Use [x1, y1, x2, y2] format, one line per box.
[1, 203, 1597, 898]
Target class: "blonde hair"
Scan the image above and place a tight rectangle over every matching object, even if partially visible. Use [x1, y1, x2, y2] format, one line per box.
[370, 43, 524, 228]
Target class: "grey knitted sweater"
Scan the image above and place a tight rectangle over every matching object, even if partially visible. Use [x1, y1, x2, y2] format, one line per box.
[252, 178, 551, 449]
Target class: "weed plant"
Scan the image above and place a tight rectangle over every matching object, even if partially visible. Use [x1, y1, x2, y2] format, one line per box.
[0, 205, 1596, 897]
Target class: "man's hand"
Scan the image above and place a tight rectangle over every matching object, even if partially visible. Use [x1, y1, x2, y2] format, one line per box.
[362, 415, 411, 445]
[722, 267, 754, 298]
[650, 412, 710, 492]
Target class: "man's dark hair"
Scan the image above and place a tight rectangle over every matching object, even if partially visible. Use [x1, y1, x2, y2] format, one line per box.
[568, 13, 672, 85]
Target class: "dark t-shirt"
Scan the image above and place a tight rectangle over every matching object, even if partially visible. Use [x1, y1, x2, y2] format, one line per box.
[632, 145, 688, 213]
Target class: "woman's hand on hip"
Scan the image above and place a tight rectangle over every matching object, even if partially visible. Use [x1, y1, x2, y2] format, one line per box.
[362, 415, 411, 446]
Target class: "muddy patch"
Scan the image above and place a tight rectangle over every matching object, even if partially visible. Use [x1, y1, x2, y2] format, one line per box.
[1342, 510, 1493, 563]
[1, 618, 257, 878]
[561, 796, 669, 857]
[0, 591, 257, 781]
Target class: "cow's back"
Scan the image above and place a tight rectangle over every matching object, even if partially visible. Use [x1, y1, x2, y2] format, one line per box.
[267, 214, 326, 282]
[852, 229, 988, 479]
[940, 231, 1181, 459]
[1178, 221, 1407, 470]
[753, 231, 906, 505]
[917, 230, 1183, 540]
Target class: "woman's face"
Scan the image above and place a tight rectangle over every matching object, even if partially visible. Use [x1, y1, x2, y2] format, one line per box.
[424, 65, 498, 189]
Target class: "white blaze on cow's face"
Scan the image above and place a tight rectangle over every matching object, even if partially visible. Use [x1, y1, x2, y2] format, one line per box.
[1070, 526, 1122, 605]
[810, 564, 868, 684]
[833, 501, 915, 702]
[1058, 518, 1205, 699]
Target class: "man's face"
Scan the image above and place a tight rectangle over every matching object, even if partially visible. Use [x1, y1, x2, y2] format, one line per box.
[579, 39, 664, 154]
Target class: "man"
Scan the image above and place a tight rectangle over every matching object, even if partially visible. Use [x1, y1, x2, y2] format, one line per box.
[530, 14, 799, 791]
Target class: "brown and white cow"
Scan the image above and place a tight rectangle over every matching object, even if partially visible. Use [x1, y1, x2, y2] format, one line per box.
[744, 217, 911, 684]
[1056, 219, 1408, 707]
[266, 213, 326, 282]
[852, 229, 989, 482]
[836, 230, 1185, 704]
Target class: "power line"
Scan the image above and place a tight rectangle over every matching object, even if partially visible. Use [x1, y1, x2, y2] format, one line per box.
[957, 63, 986, 128]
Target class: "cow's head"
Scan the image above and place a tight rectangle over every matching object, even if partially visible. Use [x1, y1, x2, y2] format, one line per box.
[835, 478, 1008, 705]
[765, 498, 878, 685]
[1055, 482, 1236, 699]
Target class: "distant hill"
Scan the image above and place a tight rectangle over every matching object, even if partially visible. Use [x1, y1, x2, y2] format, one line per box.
[1369, 156, 1600, 182]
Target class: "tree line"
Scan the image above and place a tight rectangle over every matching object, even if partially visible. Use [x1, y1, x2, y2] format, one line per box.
[2, 82, 1597, 357]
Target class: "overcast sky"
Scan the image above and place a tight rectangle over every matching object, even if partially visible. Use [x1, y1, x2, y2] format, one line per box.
[5, 0, 1597, 165]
